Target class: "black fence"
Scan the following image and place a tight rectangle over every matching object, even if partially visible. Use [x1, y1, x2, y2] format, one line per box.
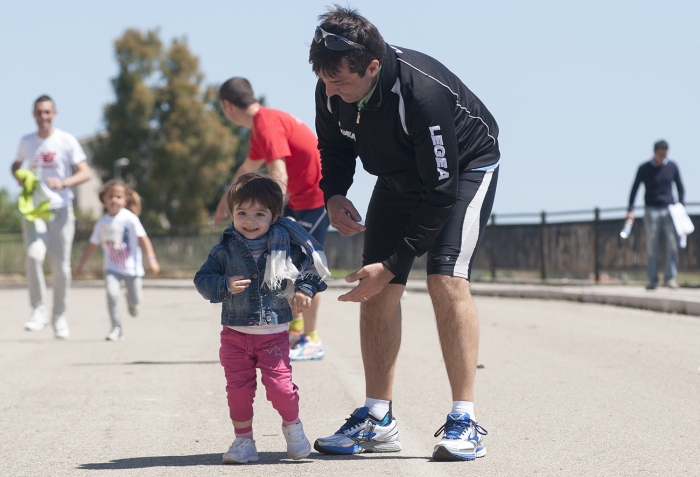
[326, 204, 700, 282]
[1, 204, 698, 281]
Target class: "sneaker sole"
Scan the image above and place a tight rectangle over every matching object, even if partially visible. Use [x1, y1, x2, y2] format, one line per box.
[287, 443, 312, 460]
[222, 454, 259, 464]
[432, 445, 486, 461]
[25, 323, 48, 331]
[314, 439, 402, 455]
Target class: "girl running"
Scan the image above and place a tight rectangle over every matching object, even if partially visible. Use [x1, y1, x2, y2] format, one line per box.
[75, 180, 160, 340]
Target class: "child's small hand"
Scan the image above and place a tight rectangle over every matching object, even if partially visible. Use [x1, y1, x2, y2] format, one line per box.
[227, 275, 251, 294]
[73, 265, 83, 277]
[148, 259, 161, 275]
[291, 290, 312, 315]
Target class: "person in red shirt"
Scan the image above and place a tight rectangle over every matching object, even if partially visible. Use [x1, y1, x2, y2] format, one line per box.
[213, 77, 329, 361]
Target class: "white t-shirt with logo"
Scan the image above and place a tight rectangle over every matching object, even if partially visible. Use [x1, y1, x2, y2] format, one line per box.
[89, 208, 148, 277]
[15, 128, 87, 209]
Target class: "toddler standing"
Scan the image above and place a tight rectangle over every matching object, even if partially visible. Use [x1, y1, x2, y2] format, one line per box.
[75, 180, 160, 340]
[194, 173, 329, 464]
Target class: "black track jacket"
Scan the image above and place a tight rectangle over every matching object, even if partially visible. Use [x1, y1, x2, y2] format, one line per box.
[315, 43, 500, 275]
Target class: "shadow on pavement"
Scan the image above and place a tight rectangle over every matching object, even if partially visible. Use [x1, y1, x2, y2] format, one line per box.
[78, 452, 310, 469]
[0, 338, 107, 343]
[312, 454, 430, 461]
[79, 453, 222, 469]
[78, 452, 430, 469]
[72, 361, 220, 366]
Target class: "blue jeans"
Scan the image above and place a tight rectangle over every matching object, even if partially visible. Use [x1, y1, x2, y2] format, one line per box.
[643, 207, 678, 285]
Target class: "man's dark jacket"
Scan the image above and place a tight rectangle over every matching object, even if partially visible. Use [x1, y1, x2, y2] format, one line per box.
[315, 43, 500, 274]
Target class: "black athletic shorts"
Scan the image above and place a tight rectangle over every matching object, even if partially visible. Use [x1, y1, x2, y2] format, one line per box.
[284, 205, 330, 245]
[362, 165, 499, 285]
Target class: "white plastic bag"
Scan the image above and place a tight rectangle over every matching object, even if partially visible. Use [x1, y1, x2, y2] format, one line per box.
[668, 203, 694, 248]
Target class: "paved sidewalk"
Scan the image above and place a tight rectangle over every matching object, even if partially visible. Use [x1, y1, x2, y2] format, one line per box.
[32, 278, 700, 317]
[467, 282, 700, 316]
[3, 285, 700, 475]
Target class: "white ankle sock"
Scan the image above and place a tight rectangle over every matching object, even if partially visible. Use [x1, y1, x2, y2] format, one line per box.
[451, 401, 475, 420]
[365, 398, 391, 419]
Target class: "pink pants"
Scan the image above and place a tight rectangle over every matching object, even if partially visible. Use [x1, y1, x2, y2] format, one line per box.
[219, 327, 299, 423]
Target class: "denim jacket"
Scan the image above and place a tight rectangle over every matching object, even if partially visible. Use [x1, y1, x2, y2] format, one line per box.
[193, 226, 327, 327]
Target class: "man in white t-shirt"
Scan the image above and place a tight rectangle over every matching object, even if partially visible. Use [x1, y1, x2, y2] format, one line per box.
[11, 95, 92, 339]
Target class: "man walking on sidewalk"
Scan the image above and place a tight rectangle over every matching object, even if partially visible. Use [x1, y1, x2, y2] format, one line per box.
[11, 95, 92, 338]
[627, 140, 685, 290]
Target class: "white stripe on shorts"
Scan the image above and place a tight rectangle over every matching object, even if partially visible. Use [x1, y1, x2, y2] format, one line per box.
[453, 169, 494, 278]
[308, 208, 328, 235]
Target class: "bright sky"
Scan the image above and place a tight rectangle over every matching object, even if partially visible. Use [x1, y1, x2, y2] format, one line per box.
[1, 0, 698, 219]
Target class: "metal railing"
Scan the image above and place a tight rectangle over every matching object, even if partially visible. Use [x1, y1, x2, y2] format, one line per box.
[0, 232, 223, 278]
[478, 202, 700, 281]
[1, 203, 698, 282]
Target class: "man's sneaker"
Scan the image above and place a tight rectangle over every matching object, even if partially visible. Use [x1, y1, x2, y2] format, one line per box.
[314, 406, 402, 455]
[282, 421, 311, 459]
[25, 306, 48, 331]
[646, 283, 658, 290]
[432, 412, 488, 461]
[222, 437, 259, 464]
[288, 330, 303, 347]
[128, 302, 139, 317]
[106, 327, 123, 341]
[289, 335, 324, 361]
[665, 280, 680, 289]
[52, 315, 70, 340]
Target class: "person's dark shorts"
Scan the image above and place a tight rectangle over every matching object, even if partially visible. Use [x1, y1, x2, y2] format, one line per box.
[362, 166, 499, 285]
[284, 205, 330, 245]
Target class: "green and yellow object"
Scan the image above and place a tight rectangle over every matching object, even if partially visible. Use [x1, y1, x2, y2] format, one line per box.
[15, 169, 52, 221]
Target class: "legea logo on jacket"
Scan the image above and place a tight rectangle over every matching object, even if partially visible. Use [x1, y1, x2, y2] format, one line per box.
[429, 126, 449, 180]
[339, 126, 356, 141]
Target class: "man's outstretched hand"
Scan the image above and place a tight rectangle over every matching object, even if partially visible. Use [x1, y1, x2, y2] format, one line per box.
[327, 195, 366, 237]
[338, 263, 395, 302]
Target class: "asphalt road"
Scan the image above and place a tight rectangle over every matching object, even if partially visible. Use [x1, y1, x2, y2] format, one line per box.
[1, 286, 699, 476]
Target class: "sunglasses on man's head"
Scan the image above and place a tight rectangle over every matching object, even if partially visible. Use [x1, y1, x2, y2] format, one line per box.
[313, 26, 376, 57]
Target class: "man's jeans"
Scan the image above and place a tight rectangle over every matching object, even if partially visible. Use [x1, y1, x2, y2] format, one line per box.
[644, 206, 678, 286]
[21, 206, 75, 316]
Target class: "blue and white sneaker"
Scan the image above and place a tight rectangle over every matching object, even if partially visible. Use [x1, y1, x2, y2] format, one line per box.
[432, 413, 488, 461]
[314, 406, 402, 455]
[289, 335, 324, 361]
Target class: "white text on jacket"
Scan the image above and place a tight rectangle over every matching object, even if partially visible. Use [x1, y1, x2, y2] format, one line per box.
[429, 125, 450, 180]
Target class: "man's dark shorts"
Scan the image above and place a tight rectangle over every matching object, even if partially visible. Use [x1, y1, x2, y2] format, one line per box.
[362, 166, 499, 285]
[284, 205, 330, 245]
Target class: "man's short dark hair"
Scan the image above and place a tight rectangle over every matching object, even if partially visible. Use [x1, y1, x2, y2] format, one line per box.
[309, 5, 385, 78]
[34, 95, 54, 108]
[227, 172, 284, 220]
[654, 140, 669, 151]
[219, 78, 256, 109]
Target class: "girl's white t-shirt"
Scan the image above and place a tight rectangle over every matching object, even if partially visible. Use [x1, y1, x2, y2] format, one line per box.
[89, 208, 147, 276]
[15, 129, 87, 209]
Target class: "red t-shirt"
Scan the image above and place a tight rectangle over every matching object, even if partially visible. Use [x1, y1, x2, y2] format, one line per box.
[248, 107, 324, 211]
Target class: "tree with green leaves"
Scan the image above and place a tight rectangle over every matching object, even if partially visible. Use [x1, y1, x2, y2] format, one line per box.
[91, 29, 240, 232]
